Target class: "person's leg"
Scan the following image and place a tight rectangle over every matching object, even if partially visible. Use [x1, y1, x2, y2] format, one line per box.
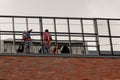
[26, 41, 30, 54]
[43, 42, 47, 54]
[27, 45, 30, 54]
[43, 47, 48, 54]
[30, 41, 33, 53]
[46, 45, 50, 54]
[23, 42, 27, 53]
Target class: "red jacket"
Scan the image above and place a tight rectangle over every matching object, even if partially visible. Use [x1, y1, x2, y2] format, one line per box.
[43, 32, 52, 45]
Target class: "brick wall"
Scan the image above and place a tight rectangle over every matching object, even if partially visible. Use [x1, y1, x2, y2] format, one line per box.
[0, 56, 120, 80]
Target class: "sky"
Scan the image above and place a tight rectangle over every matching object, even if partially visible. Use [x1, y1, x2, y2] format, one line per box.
[0, 0, 120, 18]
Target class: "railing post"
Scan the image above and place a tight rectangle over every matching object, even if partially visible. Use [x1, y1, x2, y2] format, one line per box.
[80, 19, 86, 55]
[0, 24, 1, 53]
[53, 18, 58, 49]
[93, 19, 100, 56]
[26, 18, 28, 31]
[12, 17, 16, 53]
[39, 17, 44, 54]
[67, 18, 72, 54]
[107, 19, 114, 55]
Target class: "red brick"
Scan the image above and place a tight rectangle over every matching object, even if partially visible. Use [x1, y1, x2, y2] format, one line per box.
[0, 56, 120, 80]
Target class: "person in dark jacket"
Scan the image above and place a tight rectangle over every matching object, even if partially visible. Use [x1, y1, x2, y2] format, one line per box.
[61, 45, 70, 54]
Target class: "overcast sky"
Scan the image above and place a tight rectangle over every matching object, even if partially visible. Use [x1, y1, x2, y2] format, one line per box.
[0, 0, 120, 18]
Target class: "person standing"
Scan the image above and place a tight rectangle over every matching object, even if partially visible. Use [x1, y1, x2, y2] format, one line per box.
[42, 29, 52, 54]
[23, 29, 33, 54]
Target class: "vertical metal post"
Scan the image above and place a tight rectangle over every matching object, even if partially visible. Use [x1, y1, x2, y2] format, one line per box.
[12, 17, 16, 53]
[67, 18, 72, 54]
[53, 18, 57, 48]
[93, 19, 100, 56]
[39, 17, 44, 54]
[80, 19, 86, 55]
[0, 24, 1, 53]
[26, 18, 28, 31]
[107, 19, 113, 55]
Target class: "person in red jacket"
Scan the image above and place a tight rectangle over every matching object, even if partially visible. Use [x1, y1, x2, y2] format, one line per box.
[42, 29, 52, 54]
[23, 29, 33, 54]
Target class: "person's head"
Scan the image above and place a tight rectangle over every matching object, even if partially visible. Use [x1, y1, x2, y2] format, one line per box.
[45, 29, 49, 32]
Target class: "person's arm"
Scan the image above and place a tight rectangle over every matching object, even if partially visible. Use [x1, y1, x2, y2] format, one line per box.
[50, 35, 52, 40]
[28, 29, 32, 33]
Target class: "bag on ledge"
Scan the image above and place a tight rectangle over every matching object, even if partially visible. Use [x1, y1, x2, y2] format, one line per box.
[17, 43, 24, 53]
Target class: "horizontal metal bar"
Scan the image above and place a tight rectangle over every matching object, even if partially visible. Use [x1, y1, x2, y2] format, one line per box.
[99, 35, 120, 38]
[0, 15, 120, 20]
[84, 40, 97, 42]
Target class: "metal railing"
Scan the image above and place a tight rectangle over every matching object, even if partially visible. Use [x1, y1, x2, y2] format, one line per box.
[0, 15, 120, 56]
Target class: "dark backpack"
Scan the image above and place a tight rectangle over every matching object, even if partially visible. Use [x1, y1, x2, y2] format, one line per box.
[17, 43, 24, 52]
[61, 45, 70, 54]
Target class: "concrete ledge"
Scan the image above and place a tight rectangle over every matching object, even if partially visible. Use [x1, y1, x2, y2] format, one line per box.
[0, 53, 120, 58]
